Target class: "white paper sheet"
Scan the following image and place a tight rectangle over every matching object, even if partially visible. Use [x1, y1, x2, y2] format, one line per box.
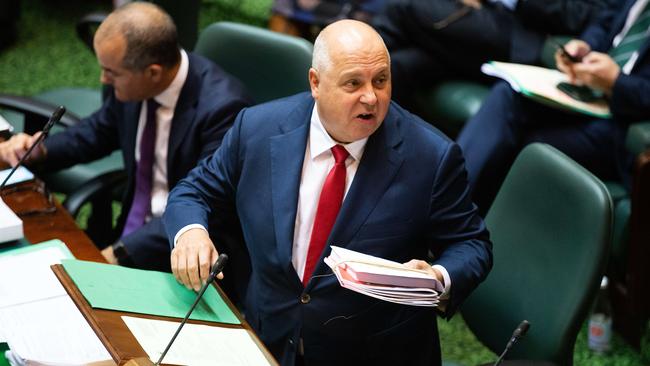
[0, 246, 68, 308]
[0, 166, 35, 187]
[0, 295, 111, 365]
[0, 198, 22, 243]
[325, 246, 441, 307]
[122, 316, 271, 366]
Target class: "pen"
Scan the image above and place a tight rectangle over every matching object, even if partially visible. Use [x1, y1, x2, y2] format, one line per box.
[553, 41, 582, 63]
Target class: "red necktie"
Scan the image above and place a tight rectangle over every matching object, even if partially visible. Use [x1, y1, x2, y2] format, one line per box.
[303, 145, 349, 285]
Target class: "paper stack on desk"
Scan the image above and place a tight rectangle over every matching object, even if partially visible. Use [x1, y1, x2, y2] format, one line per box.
[0, 241, 111, 365]
[324, 246, 443, 307]
[0, 198, 22, 243]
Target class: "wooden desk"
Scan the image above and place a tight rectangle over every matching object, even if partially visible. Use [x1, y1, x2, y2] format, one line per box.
[3, 180, 277, 365]
[2, 180, 104, 262]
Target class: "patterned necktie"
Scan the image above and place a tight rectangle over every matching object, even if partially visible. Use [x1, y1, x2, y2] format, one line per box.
[303, 145, 349, 285]
[122, 99, 159, 237]
[610, 2, 650, 67]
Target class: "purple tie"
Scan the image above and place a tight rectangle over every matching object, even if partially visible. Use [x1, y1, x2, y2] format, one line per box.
[122, 99, 159, 237]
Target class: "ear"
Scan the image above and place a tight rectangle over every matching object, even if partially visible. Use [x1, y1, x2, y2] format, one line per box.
[146, 64, 164, 82]
[308, 68, 320, 100]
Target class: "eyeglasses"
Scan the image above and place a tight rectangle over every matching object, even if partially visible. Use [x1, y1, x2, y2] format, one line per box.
[1, 181, 57, 217]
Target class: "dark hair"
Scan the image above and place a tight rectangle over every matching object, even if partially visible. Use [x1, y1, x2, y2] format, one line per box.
[112, 3, 180, 71]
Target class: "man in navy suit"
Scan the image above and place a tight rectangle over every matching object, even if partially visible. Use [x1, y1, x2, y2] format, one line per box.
[457, 0, 650, 215]
[165, 19, 492, 365]
[0, 3, 251, 270]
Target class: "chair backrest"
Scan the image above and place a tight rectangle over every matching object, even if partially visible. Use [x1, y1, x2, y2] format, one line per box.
[461, 143, 612, 365]
[194, 21, 313, 104]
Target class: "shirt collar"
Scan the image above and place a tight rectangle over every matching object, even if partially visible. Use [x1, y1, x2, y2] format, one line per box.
[309, 103, 368, 162]
[153, 49, 189, 109]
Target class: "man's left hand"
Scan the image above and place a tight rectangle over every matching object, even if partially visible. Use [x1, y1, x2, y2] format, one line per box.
[573, 52, 620, 95]
[403, 259, 444, 284]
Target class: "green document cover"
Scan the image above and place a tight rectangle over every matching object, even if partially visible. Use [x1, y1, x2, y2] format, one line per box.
[61, 259, 240, 324]
[0, 239, 73, 257]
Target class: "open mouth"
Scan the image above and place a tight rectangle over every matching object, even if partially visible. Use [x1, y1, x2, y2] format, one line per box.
[357, 113, 374, 120]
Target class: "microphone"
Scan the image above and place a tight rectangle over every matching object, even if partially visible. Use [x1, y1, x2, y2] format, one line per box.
[494, 320, 530, 366]
[0, 106, 65, 190]
[155, 253, 229, 365]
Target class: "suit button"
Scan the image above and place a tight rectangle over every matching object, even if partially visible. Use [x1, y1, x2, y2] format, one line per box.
[300, 293, 311, 304]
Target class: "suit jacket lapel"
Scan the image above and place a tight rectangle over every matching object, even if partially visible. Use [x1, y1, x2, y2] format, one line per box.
[167, 58, 199, 184]
[307, 105, 405, 289]
[270, 98, 313, 284]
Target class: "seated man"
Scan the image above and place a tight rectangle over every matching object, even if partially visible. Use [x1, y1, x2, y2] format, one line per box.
[165, 19, 492, 365]
[0, 2, 251, 271]
[457, 0, 650, 215]
[373, 0, 613, 108]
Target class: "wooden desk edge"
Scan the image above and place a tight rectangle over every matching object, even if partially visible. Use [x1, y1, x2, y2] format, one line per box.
[51, 264, 278, 366]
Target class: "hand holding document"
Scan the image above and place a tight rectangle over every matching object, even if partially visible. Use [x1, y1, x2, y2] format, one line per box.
[481, 61, 611, 119]
[324, 246, 443, 307]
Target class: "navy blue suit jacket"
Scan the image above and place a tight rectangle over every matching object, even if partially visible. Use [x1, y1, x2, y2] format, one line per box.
[43, 52, 251, 269]
[165, 93, 492, 365]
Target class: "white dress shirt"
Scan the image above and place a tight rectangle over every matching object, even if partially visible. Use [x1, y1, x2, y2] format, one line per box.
[135, 49, 189, 219]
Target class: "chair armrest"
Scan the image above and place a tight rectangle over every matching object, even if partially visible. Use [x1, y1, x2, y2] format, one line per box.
[75, 11, 107, 54]
[63, 169, 126, 217]
[0, 94, 81, 129]
[626, 121, 650, 156]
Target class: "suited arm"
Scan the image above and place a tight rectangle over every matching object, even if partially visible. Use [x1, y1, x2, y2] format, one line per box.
[195, 97, 251, 161]
[610, 71, 650, 123]
[42, 94, 122, 171]
[427, 142, 493, 318]
[164, 107, 244, 245]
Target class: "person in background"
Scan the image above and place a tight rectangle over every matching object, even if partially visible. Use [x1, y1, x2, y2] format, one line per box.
[164, 19, 492, 365]
[373, 0, 614, 109]
[0, 2, 251, 272]
[457, 0, 650, 215]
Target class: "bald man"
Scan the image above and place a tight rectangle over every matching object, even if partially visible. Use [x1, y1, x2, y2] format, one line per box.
[0, 3, 251, 270]
[165, 20, 492, 365]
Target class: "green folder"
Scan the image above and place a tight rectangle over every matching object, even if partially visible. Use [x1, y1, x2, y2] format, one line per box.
[0, 239, 72, 257]
[61, 259, 240, 324]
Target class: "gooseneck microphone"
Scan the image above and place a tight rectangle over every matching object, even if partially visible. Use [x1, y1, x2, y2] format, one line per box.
[494, 320, 530, 366]
[0, 106, 65, 190]
[155, 253, 229, 366]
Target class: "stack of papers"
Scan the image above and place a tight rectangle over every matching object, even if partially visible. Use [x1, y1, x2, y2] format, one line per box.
[0, 198, 22, 243]
[324, 246, 443, 307]
[481, 61, 611, 118]
[0, 241, 111, 365]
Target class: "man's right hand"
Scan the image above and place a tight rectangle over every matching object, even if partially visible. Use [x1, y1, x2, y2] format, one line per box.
[0, 132, 46, 167]
[555, 39, 591, 83]
[171, 228, 222, 291]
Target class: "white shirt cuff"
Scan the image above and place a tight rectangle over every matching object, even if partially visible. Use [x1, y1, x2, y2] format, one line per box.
[173, 224, 208, 247]
[432, 264, 451, 299]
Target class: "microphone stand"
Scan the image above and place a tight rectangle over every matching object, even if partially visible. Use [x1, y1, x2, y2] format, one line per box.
[0, 106, 65, 190]
[155, 253, 229, 365]
[494, 320, 530, 366]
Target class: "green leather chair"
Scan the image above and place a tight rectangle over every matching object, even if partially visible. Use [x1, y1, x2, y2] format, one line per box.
[460, 143, 612, 365]
[417, 35, 650, 346]
[194, 21, 313, 104]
